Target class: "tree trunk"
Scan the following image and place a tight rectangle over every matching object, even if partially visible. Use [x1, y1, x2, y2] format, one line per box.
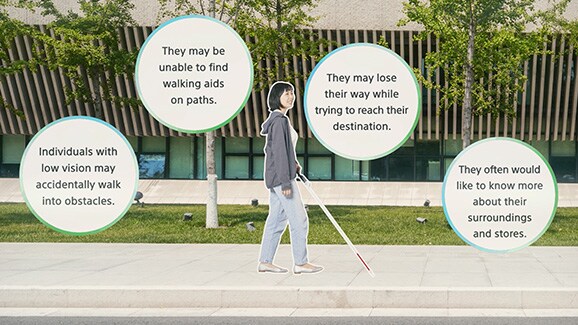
[206, 0, 219, 229]
[205, 130, 218, 228]
[275, 0, 284, 80]
[462, 0, 475, 149]
[205, 0, 219, 228]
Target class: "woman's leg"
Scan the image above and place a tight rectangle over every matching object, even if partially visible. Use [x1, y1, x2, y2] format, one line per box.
[272, 180, 309, 265]
[259, 188, 289, 263]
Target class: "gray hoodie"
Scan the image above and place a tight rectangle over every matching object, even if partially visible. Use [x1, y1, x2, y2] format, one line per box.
[261, 110, 297, 190]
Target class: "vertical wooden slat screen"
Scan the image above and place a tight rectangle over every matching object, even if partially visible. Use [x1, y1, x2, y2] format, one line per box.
[528, 53, 538, 141]
[537, 42, 548, 141]
[9, 35, 30, 134]
[426, 33, 432, 140]
[570, 50, 578, 140]
[408, 31, 415, 140]
[486, 74, 492, 139]
[561, 44, 573, 141]
[510, 86, 517, 138]
[20, 35, 43, 133]
[545, 37, 557, 141]
[519, 61, 528, 140]
[435, 36, 440, 140]
[0, 26, 576, 143]
[417, 35, 423, 139]
[553, 36, 564, 141]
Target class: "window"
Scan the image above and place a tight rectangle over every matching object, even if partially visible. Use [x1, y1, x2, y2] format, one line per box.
[308, 157, 331, 180]
[126, 136, 138, 151]
[335, 156, 360, 180]
[169, 137, 193, 179]
[416, 157, 441, 181]
[1, 135, 26, 177]
[527, 140, 548, 158]
[444, 158, 455, 173]
[550, 157, 576, 182]
[303, 138, 332, 180]
[394, 138, 414, 155]
[550, 141, 576, 182]
[139, 137, 166, 179]
[143, 137, 165, 152]
[139, 154, 165, 178]
[225, 156, 249, 179]
[361, 161, 369, 180]
[224, 138, 250, 179]
[253, 156, 264, 179]
[416, 140, 440, 155]
[369, 158, 387, 181]
[444, 138, 462, 156]
[223, 137, 263, 180]
[388, 156, 413, 181]
[195, 137, 206, 179]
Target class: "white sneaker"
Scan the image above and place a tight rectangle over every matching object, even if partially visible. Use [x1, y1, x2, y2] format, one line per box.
[293, 263, 323, 275]
[258, 263, 288, 274]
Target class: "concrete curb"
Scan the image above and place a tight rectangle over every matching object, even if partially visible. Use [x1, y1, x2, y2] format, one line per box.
[1, 286, 577, 309]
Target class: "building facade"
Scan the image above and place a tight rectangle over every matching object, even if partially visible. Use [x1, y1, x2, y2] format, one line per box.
[1, 1, 578, 183]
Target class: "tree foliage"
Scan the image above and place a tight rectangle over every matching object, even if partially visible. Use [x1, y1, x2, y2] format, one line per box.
[400, 0, 556, 122]
[157, 0, 328, 88]
[234, 0, 326, 85]
[538, 0, 578, 48]
[1, 0, 140, 119]
[0, 0, 42, 116]
[158, 0, 244, 24]
[399, 0, 576, 150]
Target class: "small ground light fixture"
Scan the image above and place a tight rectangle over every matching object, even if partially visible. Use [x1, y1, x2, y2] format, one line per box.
[183, 213, 192, 221]
[134, 191, 144, 207]
[416, 217, 427, 224]
[246, 222, 256, 232]
[251, 199, 259, 207]
[423, 199, 430, 207]
[304, 204, 309, 211]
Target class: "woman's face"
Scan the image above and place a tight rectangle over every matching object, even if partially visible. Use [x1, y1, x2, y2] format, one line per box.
[279, 88, 295, 109]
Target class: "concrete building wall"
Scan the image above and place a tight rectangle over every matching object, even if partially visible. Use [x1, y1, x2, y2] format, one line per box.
[5, 0, 578, 29]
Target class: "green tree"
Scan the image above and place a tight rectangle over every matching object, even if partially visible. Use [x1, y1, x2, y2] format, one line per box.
[36, 0, 139, 118]
[1, 0, 139, 120]
[400, 0, 563, 148]
[234, 0, 323, 82]
[0, 0, 43, 117]
[157, 0, 325, 228]
[539, 0, 578, 47]
[157, 0, 234, 229]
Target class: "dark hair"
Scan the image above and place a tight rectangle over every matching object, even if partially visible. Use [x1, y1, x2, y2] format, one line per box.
[267, 81, 294, 111]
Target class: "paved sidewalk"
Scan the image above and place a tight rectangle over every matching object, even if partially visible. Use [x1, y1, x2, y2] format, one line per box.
[2, 178, 578, 206]
[2, 307, 578, 317]
[0, 243, 577, 309]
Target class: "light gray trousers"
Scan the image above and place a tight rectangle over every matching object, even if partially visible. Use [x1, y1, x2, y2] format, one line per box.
[259, 179, 309, 265]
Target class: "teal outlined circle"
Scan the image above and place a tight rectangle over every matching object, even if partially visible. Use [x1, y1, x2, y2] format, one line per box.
[304, 43, 421, 160]
[19, 116, 139, 236]
[135, 15, 254, 134]
[442, 137, 558, 253]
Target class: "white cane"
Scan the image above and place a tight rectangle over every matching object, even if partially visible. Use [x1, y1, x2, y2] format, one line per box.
[297, 174, 375, 278]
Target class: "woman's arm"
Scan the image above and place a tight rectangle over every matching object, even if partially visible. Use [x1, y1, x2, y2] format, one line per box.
[270, 118, 293, 192]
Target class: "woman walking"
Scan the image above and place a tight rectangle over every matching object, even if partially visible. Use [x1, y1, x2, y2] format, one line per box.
[257, 81, 323, 275]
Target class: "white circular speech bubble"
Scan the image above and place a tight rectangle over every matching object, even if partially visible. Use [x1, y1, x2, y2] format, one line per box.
[135, 15, 253, 133]
[443, 138, 558, 253]
[20, 117, 139, 235]
[304, 43, 420, 160]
